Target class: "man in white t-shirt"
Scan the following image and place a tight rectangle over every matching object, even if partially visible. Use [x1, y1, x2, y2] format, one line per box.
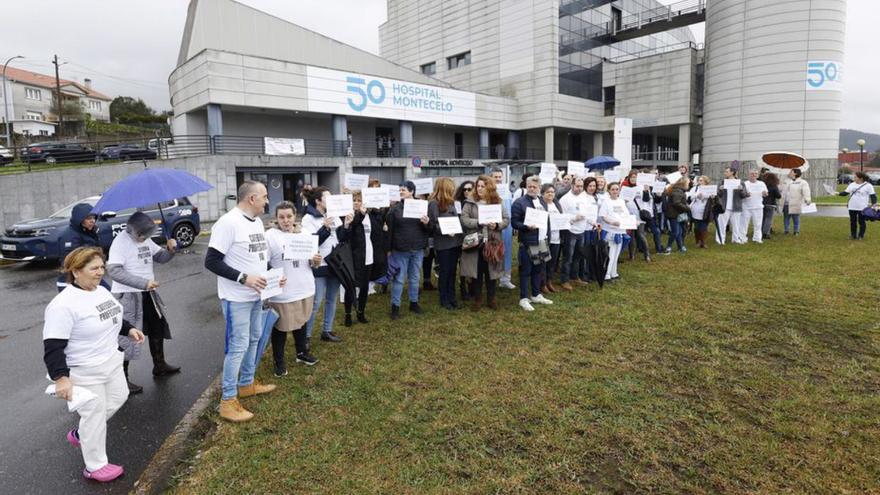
[205, 180, 284, 423]
[742, 169, 769, 243]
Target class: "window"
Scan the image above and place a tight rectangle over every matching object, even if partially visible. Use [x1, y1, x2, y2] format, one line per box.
[88, 100, 102, 111]
[447, 51, 471, 70]
[26, 111, 43, 121]
[420, 62, 436, 76]
[39, 130, 49, 136]
[603, 86, 615, 116]
[25, 87, 41, 100]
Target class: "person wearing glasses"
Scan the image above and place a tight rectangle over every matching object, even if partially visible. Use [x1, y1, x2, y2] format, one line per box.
[454, 181, 475, 302]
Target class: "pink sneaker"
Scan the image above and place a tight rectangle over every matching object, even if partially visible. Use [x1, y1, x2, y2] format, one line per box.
[82, 463, 124, 482]
[66, 429, 80, 447]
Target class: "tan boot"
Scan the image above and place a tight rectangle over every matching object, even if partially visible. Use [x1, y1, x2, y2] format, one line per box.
[219, 398, 254, 422]
[238, 381, 277, 398]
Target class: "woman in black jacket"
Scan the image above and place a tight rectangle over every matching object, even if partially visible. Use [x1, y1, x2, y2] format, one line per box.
[343, 189, 385, 326]
[386, 181, 435, 320]
[761, 172, 782, 240]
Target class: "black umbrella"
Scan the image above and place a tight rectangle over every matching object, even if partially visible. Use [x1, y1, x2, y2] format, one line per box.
[579, 230, 609, 288]
[324, 242, 357, 295]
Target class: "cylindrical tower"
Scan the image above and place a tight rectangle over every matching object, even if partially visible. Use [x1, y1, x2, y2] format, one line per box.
[701, 0, 846, 193]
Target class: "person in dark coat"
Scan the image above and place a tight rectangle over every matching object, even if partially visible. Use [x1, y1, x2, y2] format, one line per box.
[760, 172, 782, 239]
[57, 203, 102, 291]
[343, 190, 384, 326]
[663, 177, 691, 253]
[385, 180, 435, 320]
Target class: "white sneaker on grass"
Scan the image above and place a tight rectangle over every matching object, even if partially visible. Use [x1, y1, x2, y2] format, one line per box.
[519, 298, 535, 311]
[500, 280, 517, 290]
[530, 294, 553, 305]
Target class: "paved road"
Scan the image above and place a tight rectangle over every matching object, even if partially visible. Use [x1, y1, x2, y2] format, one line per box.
[0, 239, 224, 494]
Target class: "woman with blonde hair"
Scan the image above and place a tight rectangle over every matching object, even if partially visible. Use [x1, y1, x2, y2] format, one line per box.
[460, 175, 510, 310]
[429, 177, 463, 309]
[43, 247, 145, 482]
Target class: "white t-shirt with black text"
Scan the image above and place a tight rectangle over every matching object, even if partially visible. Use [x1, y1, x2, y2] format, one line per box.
[108, 232, 161, 293]
[43, 285, 124, 368]
[208, 207, 268, 302]
[599, 197, 628, 235]
[265, 228, 316, 303]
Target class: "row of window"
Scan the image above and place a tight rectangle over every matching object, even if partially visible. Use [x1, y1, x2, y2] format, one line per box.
[420, 50, 471, 76]
[22, 86, 102, 110]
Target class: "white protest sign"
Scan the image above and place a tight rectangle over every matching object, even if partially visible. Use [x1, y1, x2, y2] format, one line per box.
[603, 170, 621, 183]
[583, 203, 598, 224]
[454, 201, 462, 215]
[822, 183, 836, 195]
[539, 163, 557, 184]
[636, 173, 656, 187]
[260, 268, 285, 300]
[618, 214, 638, 230]
[282, 233, 319, 261]
[723, 179, 741, 190]
[524, 207, 549, 228]
[478, 204, 502, 224]
[801, 202, 818, 214]
[653, 181, 667, 195]
[549, 212, 571, 231]
[403, 198, 429, 219]
[567, 161, 586, 178]
[620, 186, 640, 202]
[344, 173, 370, 191]
[437, 216, 463, 235]
[698, 185, 718, 197]
[362, 187, 390, 209]
[413, 178, 434, 196]
[665, 171, 683, 184]
[382, 184, 401, 202]
[325, 194, 354, 218]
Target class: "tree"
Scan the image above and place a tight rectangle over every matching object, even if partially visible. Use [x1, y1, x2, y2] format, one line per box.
[109, 96, 154, 123]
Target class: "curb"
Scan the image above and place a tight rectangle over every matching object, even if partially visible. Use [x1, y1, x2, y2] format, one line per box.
[131, 375, 220, 494]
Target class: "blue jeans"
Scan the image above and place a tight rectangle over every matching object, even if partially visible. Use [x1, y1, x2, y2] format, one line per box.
[666, 219, 685, 250]
[518, 244, 543, 299]
[560, 232, 584, 283]
[436, 247, 460, 307]
[647, 216, 663, 253]
[391, 249, 424, 306]
[545, 242, 561, 281]
[783, 205, 800, 233]
[220, 299, 264, 400]
[306, 275, 340, 339]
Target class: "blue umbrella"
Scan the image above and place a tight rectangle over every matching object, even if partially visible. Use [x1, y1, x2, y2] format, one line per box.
[91, 167, 213, 236]
[585, 155, 621, 171]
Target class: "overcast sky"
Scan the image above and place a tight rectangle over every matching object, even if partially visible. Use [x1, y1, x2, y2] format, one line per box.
[1, 0, 875, 135]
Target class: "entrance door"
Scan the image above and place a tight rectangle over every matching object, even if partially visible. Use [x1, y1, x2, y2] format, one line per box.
[454, 132, 464, 158]
[568, 134, 582, 161]
[376, 127, 394, 157]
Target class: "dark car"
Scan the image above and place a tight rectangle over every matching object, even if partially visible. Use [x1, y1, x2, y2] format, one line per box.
[100, 143, 157, 161]
[0, 195, 201, 262]
[867, 172, 880, 185]
[837, 173, 854, 184]
[20, 142, 98, 164]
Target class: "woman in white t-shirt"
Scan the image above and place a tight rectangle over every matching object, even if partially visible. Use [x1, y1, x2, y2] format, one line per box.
[599, 183, 629, 281]
[265, 201, 322, 376]
[107, 212, 178, 395]
[838, 171, 878, 239]
[43, 247, 144, 483]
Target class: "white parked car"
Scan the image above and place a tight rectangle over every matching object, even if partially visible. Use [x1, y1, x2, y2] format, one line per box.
[0, 145, 13, 165]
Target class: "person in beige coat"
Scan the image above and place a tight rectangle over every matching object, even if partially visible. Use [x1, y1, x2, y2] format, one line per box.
[782, 168, 811, 235]
[459, 175, 510, 311]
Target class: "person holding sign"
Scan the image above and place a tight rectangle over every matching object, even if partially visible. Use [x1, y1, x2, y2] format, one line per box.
[781, 168, 811, 236]
[454, 181, 476, 301]
[460, 176, 509, 311]
[491, 168, 517, 291]
[265, 201, 321, 375]
[838, 171, 878, 239]
[760, 172, 782, 240]
[301, 187, 351, 344]
[429, 178, 463, 310]
[511, 176, 553, 311]
[558, 177, 592, 290]
[689, 176, 714, 248]
[598, 183, 629, 281]
[742, 169, 769, 243]
[715, 166, 747, 245]
[344, 190, 385, 327]
[662, 177, 691, 253]
[542, 184, 563, 293]
[386, 181, 435, 320]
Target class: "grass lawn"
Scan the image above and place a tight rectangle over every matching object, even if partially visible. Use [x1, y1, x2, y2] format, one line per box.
[172, 216, 880, 494]
[814, 184, 850, 205]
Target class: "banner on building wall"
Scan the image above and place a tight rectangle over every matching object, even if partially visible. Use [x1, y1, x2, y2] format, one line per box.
[306, 66, 477, 127]
[805, 61, 842, 91]
[613, 118, 632, 175]
[264, 137, 305, 156]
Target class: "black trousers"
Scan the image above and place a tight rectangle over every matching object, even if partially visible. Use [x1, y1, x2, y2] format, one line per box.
[271, 323, 308, 365]
[344, 264, 371, 315]
[436, 247, 460, 306]
[422, 248, 436, 284]
[470, 254, 496, 300]
[850, 210, 867, 238]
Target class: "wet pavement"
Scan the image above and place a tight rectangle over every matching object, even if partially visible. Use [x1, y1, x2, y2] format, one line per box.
[0, 239, 224, 494]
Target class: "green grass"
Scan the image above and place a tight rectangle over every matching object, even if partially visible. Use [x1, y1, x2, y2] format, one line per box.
[172, 217, 880, 494]
[0, 158, 130, 176]
[813, 184, 850, 205]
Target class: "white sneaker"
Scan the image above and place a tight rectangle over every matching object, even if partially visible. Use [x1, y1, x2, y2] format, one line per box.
[519, 298, 535, 311]
[500, 280, 517, 289]
[530, 294, 553, 305]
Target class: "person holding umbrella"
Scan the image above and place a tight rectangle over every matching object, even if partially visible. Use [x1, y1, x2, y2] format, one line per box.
[106, 212, 179, 394]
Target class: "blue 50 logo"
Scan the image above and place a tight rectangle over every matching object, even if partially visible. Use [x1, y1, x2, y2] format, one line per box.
[347, 76, 386, 112]
[806, 61, 839, 88]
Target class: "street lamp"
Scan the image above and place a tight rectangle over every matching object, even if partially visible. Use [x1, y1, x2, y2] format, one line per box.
[857, 138, 866, 172]
[2, 55, 24, 149]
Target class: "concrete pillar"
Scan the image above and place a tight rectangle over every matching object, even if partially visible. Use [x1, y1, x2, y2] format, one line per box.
[398, 120, 413, 157]
[678, 123, 691, 167]
[506, 130, 520, 160]
[651, 130, 658, 168]
[479, 128, 490, 159]
[544, 127, 554, 162]
[592, 132, 603, 157]
[331, 115, 348, 156]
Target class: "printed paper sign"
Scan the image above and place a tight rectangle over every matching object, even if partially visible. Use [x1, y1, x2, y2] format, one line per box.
[524, 207, 549, 228]
[566, 161, 586, 178]
[539, 163, 557, 184]
[325, 194, 354, 218]
[618, 214, 638, 230]
[403, 198, 429, 219]
[698, 185, 717, 197]
[344, 173, 370, 191]
[260, 268, 285, 300]
[665, 171, 683, 184]
[413, 178, 434, 196]
[723, 179, 741, 190]
[603, 170, 621, 183]
[653, 181, 667, 195]
[282, 233, 319, 261]
[822, 183, 836, 195]
[264, 137, 305, 156]
[454, 201, 462, 215]
[363, 187, 390, 209]
[583, 203, 598, 224]
[382, 184, 401, 202]
[549, 212, 571, 231]
[745, 181, 764, 195]
[620, 186, 640, 202]
[437, 216, 463, 235]
[801, 203, 818, 214]
[636, 173, 656, 187]
[478, 204, 503, 224]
